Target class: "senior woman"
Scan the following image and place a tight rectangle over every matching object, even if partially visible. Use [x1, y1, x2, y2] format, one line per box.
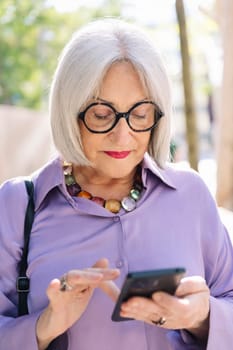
[0, 19, 233, 350]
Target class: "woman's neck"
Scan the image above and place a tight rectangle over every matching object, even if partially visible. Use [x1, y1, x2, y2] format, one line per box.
[72, 166, 137, 201]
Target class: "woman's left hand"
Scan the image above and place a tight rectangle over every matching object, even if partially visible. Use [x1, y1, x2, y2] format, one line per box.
[120, 276, 210, 341]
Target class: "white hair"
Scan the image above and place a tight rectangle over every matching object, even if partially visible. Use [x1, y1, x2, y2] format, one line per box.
[50, 18, 173, 168]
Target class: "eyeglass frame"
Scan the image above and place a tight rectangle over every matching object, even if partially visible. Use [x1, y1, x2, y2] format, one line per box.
[77, 100, 164, 134]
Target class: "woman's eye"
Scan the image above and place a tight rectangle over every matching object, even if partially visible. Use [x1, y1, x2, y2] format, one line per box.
[132, 113, 146, 119]
[94, 113, 111, 120]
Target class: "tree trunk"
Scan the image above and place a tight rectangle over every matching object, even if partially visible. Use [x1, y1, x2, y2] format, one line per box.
[215, 0, 233, 210]
[175, 0, 199, 170]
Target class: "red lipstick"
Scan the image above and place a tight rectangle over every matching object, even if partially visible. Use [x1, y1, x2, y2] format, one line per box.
[104, 151, 130, 159]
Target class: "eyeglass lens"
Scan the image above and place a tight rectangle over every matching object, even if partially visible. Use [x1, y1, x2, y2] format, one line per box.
[83, 102, 159, 132]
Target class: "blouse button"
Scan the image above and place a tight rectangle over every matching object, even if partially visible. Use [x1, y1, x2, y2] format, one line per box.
[116, 260, 124, 268]
[113, 216, 120, 222]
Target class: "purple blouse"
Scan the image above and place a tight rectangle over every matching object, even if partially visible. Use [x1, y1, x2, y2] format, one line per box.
[0, 153, 233, 350]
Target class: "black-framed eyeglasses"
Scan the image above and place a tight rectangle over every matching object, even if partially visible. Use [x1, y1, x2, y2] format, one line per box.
[78, 100, 164, 133]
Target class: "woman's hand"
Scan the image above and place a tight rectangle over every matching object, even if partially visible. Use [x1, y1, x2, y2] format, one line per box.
[36, 258, 120, 350]
[120, 276, 210, 342]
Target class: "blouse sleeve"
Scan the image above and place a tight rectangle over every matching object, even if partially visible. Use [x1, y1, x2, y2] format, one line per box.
[167, 173, 233, 349]
[200, 179, 233, 349]
[0, 179, 40, 349]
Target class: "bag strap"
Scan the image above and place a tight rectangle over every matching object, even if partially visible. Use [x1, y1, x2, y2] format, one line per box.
[16, 180, 35, 316]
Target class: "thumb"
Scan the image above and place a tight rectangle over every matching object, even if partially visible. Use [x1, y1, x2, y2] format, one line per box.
[175, 276, 207, 297]
[92, 258, 109, 269]
[46, 278, 62, 301]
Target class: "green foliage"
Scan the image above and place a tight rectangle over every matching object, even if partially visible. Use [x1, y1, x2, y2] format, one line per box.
[90, 0, 123, 18]
[0, 0, 121, 109]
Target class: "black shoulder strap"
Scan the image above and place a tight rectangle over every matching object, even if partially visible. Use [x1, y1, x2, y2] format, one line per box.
[16, 180, 35, 316]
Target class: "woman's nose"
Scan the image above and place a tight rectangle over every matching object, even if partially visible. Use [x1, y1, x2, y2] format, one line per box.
[110, 117, 132, 142]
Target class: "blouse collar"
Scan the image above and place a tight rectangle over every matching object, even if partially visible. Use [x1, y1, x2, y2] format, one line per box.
[32, 153, 177, 211]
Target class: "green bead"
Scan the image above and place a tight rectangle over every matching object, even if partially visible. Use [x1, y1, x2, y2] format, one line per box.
[65, 174, 76, 186]
[130, 188, 141, 201]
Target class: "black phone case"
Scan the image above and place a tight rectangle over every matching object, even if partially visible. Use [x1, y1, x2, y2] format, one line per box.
[111, 267, 186, 322]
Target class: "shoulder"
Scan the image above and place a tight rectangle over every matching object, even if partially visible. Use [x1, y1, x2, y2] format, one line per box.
[0, 177, 31, 233]
[164, 163, 208, 190]
[0, 176, 28, 205]
[0, 156, 61, 212]
[143, 153, 209, 194]
[165, 162, 216, 205]
[161, 163, 222, 225]
[0, 177, 30, 246]
[145, 154, 211, 196]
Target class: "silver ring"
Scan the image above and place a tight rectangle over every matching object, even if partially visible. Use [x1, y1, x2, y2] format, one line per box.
[59, 275, 73, 292]
[152, 316, 166, 326]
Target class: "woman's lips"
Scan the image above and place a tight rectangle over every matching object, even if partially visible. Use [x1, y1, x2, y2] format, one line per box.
[104, 151, 131, 159]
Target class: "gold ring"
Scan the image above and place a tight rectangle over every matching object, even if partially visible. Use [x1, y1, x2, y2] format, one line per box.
[151, 316, 166, 326]
[59, 275, 73, 292]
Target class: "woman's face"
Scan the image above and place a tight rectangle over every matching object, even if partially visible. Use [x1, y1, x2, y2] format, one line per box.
[79, 61, 151, 179]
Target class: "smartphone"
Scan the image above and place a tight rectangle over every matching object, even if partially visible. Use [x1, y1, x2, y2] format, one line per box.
[111, 267, 186, 322]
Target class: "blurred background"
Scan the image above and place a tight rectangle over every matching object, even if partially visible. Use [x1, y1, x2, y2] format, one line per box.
[0, 0, 232, 231]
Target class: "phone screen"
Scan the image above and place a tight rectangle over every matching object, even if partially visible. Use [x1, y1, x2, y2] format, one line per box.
[111, 267, 186, 322]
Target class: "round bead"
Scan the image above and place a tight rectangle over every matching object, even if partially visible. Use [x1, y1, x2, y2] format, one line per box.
[91, 196, 105, 206]
[105, 199, 121, 213]
[63, 164, 72, 176]
[77, 190, 92, 199]
[67, 183, 81, 196]
[130, 188, 141, 201]
[65, 174, 76, 186]
[121, 196, 136, 212]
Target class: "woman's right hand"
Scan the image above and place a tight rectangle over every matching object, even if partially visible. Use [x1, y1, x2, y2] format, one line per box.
[36, 258, 120, 350]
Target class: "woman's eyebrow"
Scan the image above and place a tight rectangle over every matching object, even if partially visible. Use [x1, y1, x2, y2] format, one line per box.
[95, 97, 114, 104]
[95, 97, 149, 106]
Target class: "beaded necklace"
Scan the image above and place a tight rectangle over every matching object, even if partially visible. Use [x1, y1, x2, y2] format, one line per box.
[63, 162, 143, 214]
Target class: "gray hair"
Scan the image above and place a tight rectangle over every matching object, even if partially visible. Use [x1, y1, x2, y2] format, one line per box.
[50, 18, 172, 168]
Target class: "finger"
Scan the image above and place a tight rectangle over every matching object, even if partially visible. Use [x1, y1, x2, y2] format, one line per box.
[120, 296, 170, 327]
[152, 288, 210, 325]
[86, 258, 119, 281]
[47, 278, 64, 298]
[151, 291, 183, 318]
[121, 296, 161, 320]
[151, 290, 195, 316]
[175, 276, 208, 297]
[62, 267, 119, 292]
[90, 258, 120, 279]
[47, 278, 92, 296]
[67, 270, 104, 285]
[99, 280, 120, 302]
[84, 267, 120, 280]
[120, 308, 146, 321]
[92, 258, 109, 268]
[120, 310, 160, 325]
[151, 291, 174, 304]
[93, 258, 120, 301]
